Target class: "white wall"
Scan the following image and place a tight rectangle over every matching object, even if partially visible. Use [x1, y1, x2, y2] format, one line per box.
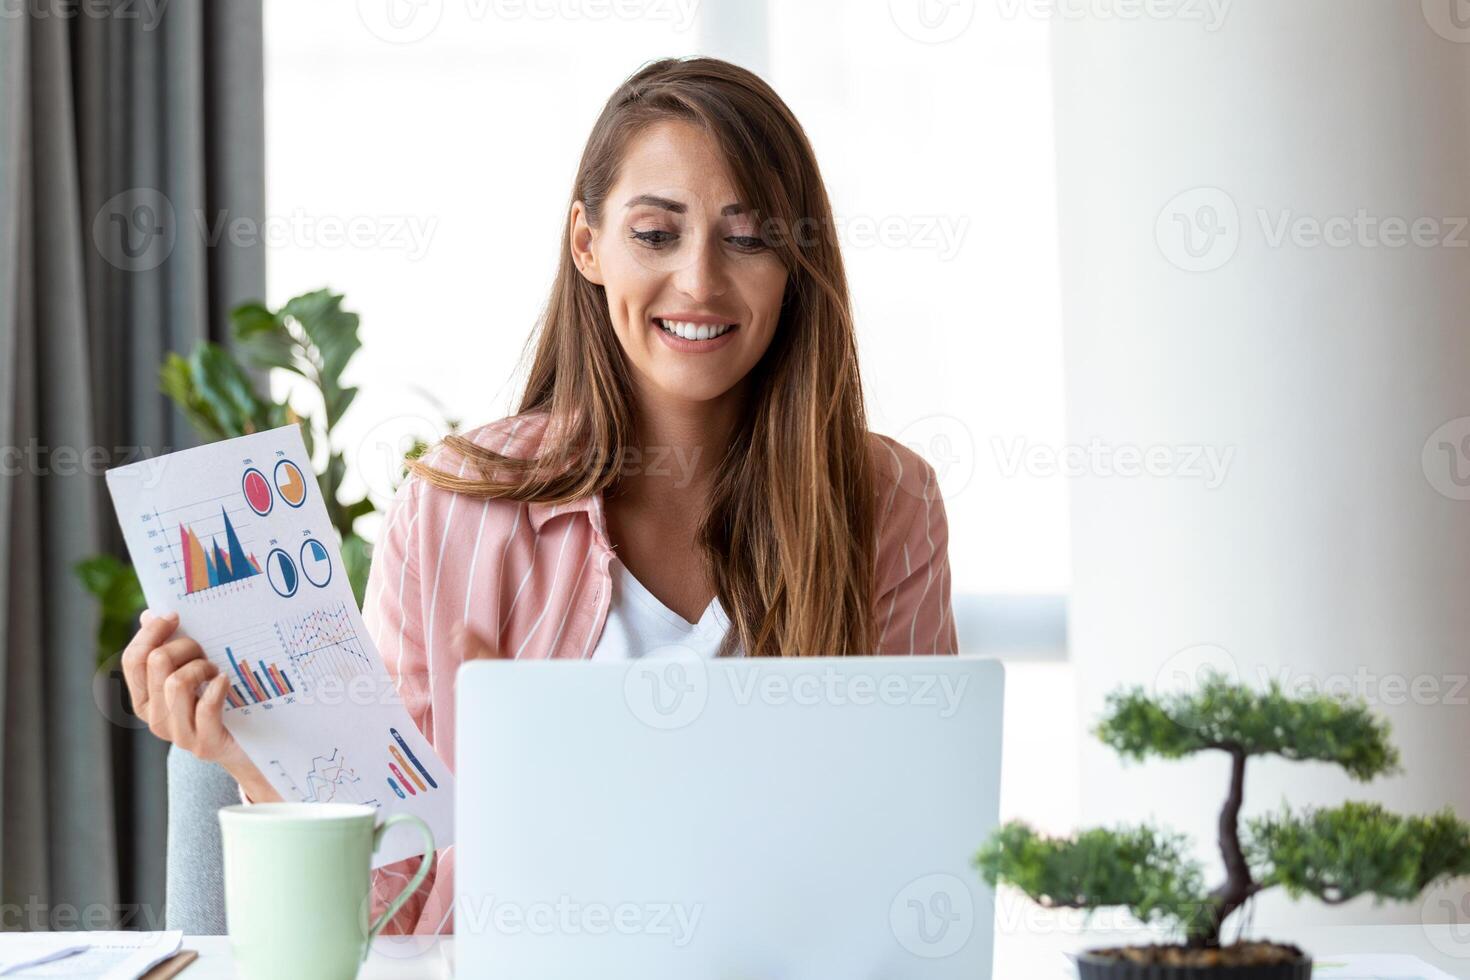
[1054, 0, 1470, 929]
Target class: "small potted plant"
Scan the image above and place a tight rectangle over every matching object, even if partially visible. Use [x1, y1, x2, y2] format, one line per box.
[975, 672, 1470, 978]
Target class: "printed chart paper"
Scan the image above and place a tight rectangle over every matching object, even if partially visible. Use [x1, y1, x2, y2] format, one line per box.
[105, 424, 452, 866]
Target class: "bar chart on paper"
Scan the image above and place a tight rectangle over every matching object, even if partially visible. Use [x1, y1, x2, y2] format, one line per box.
[202, 601, 376, 711]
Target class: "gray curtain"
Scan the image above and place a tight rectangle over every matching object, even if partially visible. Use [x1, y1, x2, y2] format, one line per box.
[0, 0, 264, 929]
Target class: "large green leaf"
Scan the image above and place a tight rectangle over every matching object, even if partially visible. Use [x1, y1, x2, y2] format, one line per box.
[230, 301, 301, 376]
[74, 555, 146, 667]
[340, 531, 372, 607]
[281, 289, 361, 388]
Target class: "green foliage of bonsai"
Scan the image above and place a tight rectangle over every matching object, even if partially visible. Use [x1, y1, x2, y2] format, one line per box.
[975, 672, 1470, 949]
[77, 289, 455, 665]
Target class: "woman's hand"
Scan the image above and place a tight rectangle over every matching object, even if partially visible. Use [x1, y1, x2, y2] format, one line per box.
[121, 609, 282, 803]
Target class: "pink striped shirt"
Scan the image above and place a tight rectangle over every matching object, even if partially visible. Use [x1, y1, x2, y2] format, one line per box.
[363, 410, 958, 934]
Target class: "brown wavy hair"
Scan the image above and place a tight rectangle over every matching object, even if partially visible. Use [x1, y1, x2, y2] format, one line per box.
[407, 56, 876, 658]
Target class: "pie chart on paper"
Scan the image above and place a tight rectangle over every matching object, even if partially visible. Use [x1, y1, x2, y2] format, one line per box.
[299, 537, 332, 588]
[242, 467, 273, 516]
[274, 459, 308, 508]
[266, 548, 299, 598]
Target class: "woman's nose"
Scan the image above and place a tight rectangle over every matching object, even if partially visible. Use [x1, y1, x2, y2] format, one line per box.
[672, 236, 729, 302]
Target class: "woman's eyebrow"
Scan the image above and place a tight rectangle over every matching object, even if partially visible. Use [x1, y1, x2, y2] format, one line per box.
[624, 193, 747, 216]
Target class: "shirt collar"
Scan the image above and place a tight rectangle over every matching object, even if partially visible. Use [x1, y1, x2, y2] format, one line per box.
[527, 491, 610, 543]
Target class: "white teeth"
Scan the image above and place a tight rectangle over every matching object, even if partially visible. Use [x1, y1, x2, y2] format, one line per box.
[656, 319, 735, 341]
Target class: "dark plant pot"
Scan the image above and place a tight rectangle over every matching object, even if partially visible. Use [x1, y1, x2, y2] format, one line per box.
[1075, 944, 1312, 980]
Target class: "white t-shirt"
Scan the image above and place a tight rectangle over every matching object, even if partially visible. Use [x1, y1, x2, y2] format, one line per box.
[590, 556, 737, 660]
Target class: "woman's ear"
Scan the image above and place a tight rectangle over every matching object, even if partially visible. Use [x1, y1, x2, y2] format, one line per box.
[569, 200, 605, 286]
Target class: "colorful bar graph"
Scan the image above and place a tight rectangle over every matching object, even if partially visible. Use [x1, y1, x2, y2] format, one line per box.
[389, 745, 428, 792]
[224, 645, 296, 707]
[388, 762, 417, 795]
[268, 664, 293, 695]
[389, 727, 438, 790]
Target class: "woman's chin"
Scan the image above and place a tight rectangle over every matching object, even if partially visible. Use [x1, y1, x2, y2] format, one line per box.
[643, 372, 742, 406]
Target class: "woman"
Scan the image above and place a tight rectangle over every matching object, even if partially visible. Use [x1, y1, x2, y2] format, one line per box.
[121, 56, 958, 936]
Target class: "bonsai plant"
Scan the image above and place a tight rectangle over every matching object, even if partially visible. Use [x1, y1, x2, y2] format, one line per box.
[75, 288, 456, 666]
[975, 671, 1470, 978]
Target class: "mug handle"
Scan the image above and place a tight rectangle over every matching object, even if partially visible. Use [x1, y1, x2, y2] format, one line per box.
[365, 813, 436, 947]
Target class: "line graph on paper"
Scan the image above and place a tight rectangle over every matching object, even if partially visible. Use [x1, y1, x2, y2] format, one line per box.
[270, 750, 382, 808]
[275, 601, 374, 690]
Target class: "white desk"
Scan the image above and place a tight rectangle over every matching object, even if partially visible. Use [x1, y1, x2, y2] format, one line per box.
[176, 923, 1470, 978]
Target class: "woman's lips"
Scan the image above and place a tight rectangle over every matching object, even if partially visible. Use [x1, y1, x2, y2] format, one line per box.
[650, 317, 741, 353]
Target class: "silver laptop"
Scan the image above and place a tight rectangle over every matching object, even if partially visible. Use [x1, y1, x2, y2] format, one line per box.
[452, 655, 1004, 978]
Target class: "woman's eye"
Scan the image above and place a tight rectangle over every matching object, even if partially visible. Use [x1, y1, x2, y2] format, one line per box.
[726, 235, 767, 251]
[630, 228, 676, 248]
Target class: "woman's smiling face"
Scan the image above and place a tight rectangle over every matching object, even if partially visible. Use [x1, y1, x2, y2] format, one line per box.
[571, 119, 790, 406]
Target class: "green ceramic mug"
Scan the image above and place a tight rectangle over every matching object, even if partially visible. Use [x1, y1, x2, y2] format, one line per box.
[219, 802, 435, 980]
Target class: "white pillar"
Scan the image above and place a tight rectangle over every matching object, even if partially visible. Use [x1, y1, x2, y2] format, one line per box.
[1054, 0, 1470, 929]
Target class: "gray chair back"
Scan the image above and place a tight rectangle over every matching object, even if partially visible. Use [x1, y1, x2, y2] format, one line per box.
[164, 745, 240, 934]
